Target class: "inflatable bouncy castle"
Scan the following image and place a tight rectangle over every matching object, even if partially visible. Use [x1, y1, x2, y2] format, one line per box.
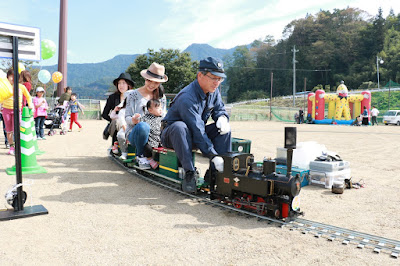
[307, 82, 371, 125]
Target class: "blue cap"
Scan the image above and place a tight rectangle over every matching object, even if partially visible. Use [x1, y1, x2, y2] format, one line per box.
[199, 57, 227, 78]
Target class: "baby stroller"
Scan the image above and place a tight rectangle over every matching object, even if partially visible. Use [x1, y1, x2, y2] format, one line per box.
[44, 106, 68, 135]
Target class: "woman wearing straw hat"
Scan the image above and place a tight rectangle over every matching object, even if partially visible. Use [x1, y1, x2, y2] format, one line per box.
[102, 73, 135, 145]
[125, 62, 167, 169]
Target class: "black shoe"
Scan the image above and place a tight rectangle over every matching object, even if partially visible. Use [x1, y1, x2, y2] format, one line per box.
[182, 170, 198, 193]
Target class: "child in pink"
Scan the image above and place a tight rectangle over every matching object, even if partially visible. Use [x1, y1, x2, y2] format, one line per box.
[33, 87, 48, 140]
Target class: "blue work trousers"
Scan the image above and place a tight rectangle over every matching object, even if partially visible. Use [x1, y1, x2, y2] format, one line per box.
[128, 122, 150, 157]
[161, 121, 231, 172]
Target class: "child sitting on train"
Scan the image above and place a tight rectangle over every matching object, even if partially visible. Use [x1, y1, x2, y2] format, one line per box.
[140, 99, 163, 169]
[109, 97, 128, 160]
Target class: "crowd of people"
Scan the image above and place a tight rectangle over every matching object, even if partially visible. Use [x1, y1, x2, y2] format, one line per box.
[102, 57, 232, 193]
[0, 69, 85, 155]
[1, 57, 384, 193]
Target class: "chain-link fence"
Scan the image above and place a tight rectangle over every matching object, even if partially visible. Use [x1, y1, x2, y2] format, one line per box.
[44, 96, 299, 122]
[227, 104, 298, 122]
[45, 97, 102, 120]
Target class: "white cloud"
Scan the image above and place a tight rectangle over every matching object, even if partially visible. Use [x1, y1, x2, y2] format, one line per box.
[159, 0, 400, 50]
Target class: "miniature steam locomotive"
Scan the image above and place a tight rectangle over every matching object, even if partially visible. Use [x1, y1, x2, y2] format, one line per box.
[207, 152, 301, 219]
[111, 127, 302, 220]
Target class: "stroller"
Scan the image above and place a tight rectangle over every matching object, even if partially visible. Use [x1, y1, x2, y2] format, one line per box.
[44, 106, 68, 135]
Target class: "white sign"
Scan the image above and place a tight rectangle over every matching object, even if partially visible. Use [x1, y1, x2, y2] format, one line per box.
[0, 22, 40, 60]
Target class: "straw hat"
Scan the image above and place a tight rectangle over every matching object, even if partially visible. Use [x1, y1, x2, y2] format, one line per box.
[140, 62, 168, 83]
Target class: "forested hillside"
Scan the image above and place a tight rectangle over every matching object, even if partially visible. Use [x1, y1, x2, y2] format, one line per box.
[225, 7, 400, 103]
[3, 7, 400, 105]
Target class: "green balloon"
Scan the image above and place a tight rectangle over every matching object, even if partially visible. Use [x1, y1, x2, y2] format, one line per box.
[41, 39, 56, 60]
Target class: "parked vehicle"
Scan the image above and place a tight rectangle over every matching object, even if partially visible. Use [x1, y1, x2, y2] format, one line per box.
[383, 110, 400, 125]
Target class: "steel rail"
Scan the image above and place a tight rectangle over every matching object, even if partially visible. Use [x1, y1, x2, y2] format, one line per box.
[109, 153, 399, 259]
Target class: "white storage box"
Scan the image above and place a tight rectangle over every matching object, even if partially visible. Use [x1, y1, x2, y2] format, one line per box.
[309, 160, 350, 172]
[276, 141, 327, 170]
[309, 168, 351, 189]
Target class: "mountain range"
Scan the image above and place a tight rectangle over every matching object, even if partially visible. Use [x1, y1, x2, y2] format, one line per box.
[40, 43, 237, 99]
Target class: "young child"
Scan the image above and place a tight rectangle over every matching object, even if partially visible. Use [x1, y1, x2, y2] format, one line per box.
[20, 70, 32, 107]
[0, 104, 9, 148]
[64, 93, 84, 132]
[139, 99, 163, 169]
[2, 69, 33, 155]
[33, 87, 49, 140]
[109, 98, 128, 160]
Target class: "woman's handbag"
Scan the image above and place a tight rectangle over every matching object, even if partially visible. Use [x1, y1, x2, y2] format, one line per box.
[103, 123, 111, 140]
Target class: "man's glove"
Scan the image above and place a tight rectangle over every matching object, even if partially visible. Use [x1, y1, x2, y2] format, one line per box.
[211, 156, 224, 172]
[216, 115, 230, 135]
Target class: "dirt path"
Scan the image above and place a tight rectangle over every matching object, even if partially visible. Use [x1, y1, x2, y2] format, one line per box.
[1, 120, 399, 265]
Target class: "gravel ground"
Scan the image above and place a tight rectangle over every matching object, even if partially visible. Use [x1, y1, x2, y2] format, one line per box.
[0, 120, 399, 265]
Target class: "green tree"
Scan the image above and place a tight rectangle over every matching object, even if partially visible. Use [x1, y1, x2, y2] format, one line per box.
[382, 28, 400, 83]
[126, 48, 198, 93]
[225, 46, 256, 102]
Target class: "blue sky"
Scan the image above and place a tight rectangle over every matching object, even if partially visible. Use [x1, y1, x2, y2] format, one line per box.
[1, 0, 399, 66]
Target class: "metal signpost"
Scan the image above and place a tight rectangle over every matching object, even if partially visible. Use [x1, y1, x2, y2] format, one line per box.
[0, 22, 48, 220]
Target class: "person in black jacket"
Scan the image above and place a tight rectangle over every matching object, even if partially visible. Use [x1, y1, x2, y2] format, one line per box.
[102, 73, 134, 144]
[299, 108, 304, 124]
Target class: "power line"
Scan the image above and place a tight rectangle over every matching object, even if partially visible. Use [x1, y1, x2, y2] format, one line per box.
[228, 65, 331, 72]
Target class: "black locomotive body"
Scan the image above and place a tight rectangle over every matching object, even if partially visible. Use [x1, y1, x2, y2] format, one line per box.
[110, 127, 302, 220]
[210, 152, 302, 219]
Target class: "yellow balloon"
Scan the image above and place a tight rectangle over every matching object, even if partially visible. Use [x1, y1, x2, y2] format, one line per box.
[18, 62, 25, 74]
[52, 71, 63, 84]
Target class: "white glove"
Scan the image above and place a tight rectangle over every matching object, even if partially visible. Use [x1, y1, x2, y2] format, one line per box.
[216, 116, 230, 135]
[211, 156, 224, 172]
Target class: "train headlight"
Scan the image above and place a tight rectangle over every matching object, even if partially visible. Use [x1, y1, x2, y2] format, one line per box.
[292, 195, 300, 211]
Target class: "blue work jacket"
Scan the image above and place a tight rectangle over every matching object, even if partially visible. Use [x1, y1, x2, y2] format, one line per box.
[163, 79, 228, 155]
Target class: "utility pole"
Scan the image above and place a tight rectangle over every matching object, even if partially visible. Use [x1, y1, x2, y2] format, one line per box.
[376, 56, 384, 90]
[292, 45, 298, 107]
[388, 80, 391, 111]
[57, 0, 68, 96]
[270, 72, 273, 121]
[303, 77, 307, 111]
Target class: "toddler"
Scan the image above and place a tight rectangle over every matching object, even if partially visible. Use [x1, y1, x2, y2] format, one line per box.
[139, 99, 163, 169]
[110, 98, 128, 160]
[33, 87, 48, 140]
[64, 93, 84, 132]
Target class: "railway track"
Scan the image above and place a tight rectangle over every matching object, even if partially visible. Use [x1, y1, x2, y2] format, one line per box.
[110, 153, 400, 259]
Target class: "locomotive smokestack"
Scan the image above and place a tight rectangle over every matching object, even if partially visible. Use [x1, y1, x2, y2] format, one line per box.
[284, 127, 297, 177]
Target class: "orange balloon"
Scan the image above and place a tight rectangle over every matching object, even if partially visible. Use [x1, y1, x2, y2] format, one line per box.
[52, 71, 63, 84]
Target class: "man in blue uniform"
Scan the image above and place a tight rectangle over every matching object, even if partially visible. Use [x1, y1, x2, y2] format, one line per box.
[161, 57, 231, 193]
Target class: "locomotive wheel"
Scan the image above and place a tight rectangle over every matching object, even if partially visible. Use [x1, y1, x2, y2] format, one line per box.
[232, 197, 243, 209]
[256, 204, 266, 216]
[274, 208, 281, 219]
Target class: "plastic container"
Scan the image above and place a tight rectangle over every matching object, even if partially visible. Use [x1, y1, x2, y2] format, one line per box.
[309, 168, 351, 189]
[275, 165, 310, 187]
[309, 160, 350, 172]
[276, 141, 327, 169]
[232, 137, 251, 153]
